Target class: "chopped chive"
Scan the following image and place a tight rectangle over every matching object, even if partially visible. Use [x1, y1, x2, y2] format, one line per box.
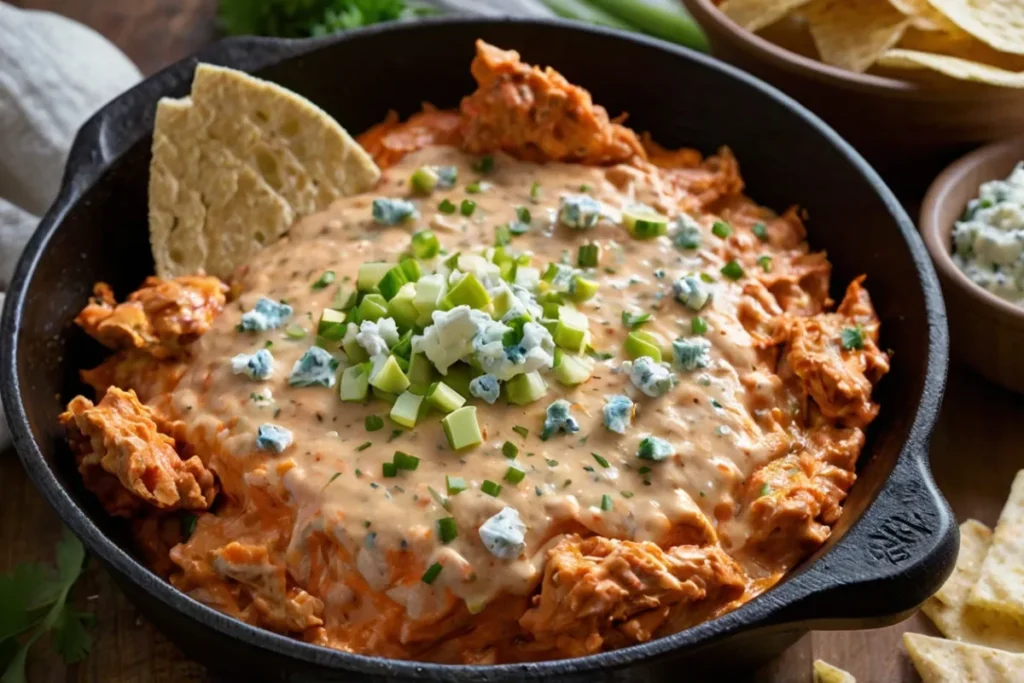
[437, 517, 458, 543]
[502, 441, 519, 459]
[592, 453, 610, 468]
[600, 494, 613, 511]
[579, 183, 592, 192]
[356, 441, 373, 452]
[720, 260, 744, 280]
[753, 222, 769, 241]
[546, 459, 559, 467]
[324, 472, 342, 488]
[438, 199, 457, 215]
[711, 221, 732, 239]
[583, 466, 595, 472]
[700, 272, 715, 283]
[621, 310, 651, 329]
[388, 429, 404, 442]
[637, 466, 652, 474]
[757, 255, 773, 273]
[446, 475, 467, 495]
[495, 224, 512, 246]
[460, 199, 477, 216]
[465, 182, 482, 194]
[481, 480, 502, 496]
[365, 415, 384, 432]
[421, 562, 443, 584]
[472, 155, 494, 173]
[530, 181, 541, 201]
[393, 451, 420, 471]
[182, 513, 198, 540]
[841, 325, 865, 351]
[285, 323, 306, 339]
[503, 465, 526, 484]
[516, 206, 532, 224]
[621, 491, 635, 499]
[312, 271, 335, 290]
[412, 229, 441, 258]
[577, 243, 600, 268]
[692, 316, 708, 335]
[382, 462, 398, 478]
[759, 483, 772, 497]
[512, 425, 529, 439]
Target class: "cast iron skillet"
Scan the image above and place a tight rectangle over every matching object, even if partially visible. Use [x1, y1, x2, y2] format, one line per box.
[1, 17, 954, 682]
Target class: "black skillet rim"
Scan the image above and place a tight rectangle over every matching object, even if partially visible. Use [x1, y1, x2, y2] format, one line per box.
[0, 16, 949, 680]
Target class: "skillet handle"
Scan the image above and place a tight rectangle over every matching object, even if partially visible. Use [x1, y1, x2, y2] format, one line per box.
[56, 35, 316, 207]
[759, 446, 958, 628]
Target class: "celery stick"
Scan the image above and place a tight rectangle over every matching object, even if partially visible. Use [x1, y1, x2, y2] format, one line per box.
[582, 0, 709, 52]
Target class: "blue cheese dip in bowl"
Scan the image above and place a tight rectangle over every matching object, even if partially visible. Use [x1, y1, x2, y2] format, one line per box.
[922, 136, 1024, 392]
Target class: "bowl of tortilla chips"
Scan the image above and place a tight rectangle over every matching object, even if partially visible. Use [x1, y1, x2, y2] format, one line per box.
[683, 0, 1024, 181]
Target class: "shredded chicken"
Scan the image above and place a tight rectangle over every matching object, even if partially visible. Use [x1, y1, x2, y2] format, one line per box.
[459, 40, 645, 164]
[75, 276, 227, 359]
[519, 536, 746, 658]
[357, 105, 462, 169]
[60, 388, 216, 517]
[79, 349, 188, 403]
[765, 277, 889, 429]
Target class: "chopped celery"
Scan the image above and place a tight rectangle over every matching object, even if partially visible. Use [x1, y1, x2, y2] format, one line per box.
[340, 362, 371, 402]
[444, 273, 491, 309]
[358, 293, 388, 322]
[554, 305, 590, 352]
[390, 391, 425, 428]
[387, 283, 420, 330]
[369, 355, 410, 394]
[427, 381, 467, 413]
[506, 371, 547, 405]
[317, 308, 347, 342]
[554, 351, 595, 386]
[442, 406, 483, 450]
[357, 262, 391, 292]
[378, 266, 408, 301]
[408, 353, 435, 387]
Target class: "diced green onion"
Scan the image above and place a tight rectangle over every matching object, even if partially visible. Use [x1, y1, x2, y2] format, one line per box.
[503, 465, 526, 484]
[720, 260, 744, 281]
[365, 415, 384, 432]
[382, 462, 398, 478]
[312, 271, 335, 290]
[502, 441, 519, 459]
[357, 262, 392, 292]
[512, 425, 529, 439]
[466, 182, 482, 194]
[481, 480, 503, 497]
[446, 475, 468, 495]
[444, 273, 491, 309]
[412, 230, 441, 260]
[356, 441, 373, 452]
[757, 255, 773, 273]
[495, 224, 512, 246]
[711, 221, 732, 239]
[378, 266, 409, 301]
[393, 451, 420, 471]
[577, 243, 600, 268]
[285, 323, 306, 339]
[317, 308, 348, 341]
[625, 330, 662, 362]
[530, 181, 541, 201]
[753, 222, 769, 241]
[460, 199, 477, 217]
[472, 155, 494, 173]
[421, 562, 443, 584]
[411, 166, 439, 193]
[600, 494, 613, 511]
[621, 310, 651, 329]
[841, 325, 865, 351]
[516, 206, 532, 224]
[438, 199, 456, 215]
[437, 517, 458, 543]
[624, 208, 669, 239]
[690, 316, 708, 335]
[592, 453, 610, 468]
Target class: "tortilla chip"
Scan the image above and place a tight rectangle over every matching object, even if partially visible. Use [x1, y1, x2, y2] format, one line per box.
[877, 49, 1024, 86]
[189, 64, 380, 216]
[921, 520, 1024, 651]
[887, 0, 956, 31]
[904, 632, 1024, 682]
[898, 26, 1024, 71]
[813, 659, 856, 682]
[804, 0, 911, 72]
[149, 98, 294, 280]
[148, 64, 381, 279]
[969, 471, 1024, 618]
[927, 0, 1024, 56]
[720, 0, 815, 32]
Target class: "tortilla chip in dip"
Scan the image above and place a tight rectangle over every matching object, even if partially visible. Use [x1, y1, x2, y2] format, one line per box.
[968, 470, 1024, 620]
[904, 632, 1024, 682]
[921, 519, 1024, 652]
[148, 64, 381, 279]
[813, 659, 856, 682]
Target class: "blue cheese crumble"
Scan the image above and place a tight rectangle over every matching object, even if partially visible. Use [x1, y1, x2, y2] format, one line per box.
[673, 276, 711, 311]
[672, 337, 711, 372]
[231, 348, 274, 380]
[478, 507, 526, 560]
[354, 318, 400, 357]
[602, 395, 634, 434]
[672, 214, 702, 250]
[541, 399, 580, 439]
[288, 346, 339, 387]
[637, 435, 674, 461]
[952, 163, 1024, 304]
[622, 356, 677, 397]
[558, 194, 603, 229]
[256, 424, 293, 453]
[372, 197, 418, 225]
[238, 297, 293, 332]
[469, 374, 500, 404]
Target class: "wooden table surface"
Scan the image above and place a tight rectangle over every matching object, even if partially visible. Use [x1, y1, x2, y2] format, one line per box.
[4, 1, 1022, 681]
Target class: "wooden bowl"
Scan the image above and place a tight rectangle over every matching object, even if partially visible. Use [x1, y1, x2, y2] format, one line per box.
[921, 137, 1024, 393]
[682, 0, 1024, 192]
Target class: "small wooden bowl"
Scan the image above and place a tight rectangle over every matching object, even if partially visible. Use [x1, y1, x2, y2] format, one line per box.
[682, 0, 1024, 189]
[921, 137, 1024, 392]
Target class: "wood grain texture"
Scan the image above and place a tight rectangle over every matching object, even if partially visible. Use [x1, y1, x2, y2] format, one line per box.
[1, 2, 1019, 681]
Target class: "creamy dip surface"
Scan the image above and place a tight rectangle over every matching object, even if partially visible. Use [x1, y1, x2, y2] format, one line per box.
[952, 162, 1024, 304]
[61, 40, 890, 665]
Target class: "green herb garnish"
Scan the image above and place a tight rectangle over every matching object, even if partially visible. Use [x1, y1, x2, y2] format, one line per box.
[460, 199, 476, 216]
[365, 415, 384, 432]
[757, 255, 772, 273]
[502, 441, 519, 459]
[437, 199, 456, 215]
[312, 271, 335, 289]
[512, 425, 529, 439]
[481, 480, 503, 497]
[437, 517, 458, 544]
[421, 562, 443, 584]
[720, 260, 744, 281]
[841, 325, 865, 351]
[621, 310, 651, 329]
[355, 441, 373, 452]
[752, 222, 769, 241]
[692, 316, 708, 335]
[592, 453, 610, 469]
[711, 221, 732, 239]
[600, 494, 613, 511]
